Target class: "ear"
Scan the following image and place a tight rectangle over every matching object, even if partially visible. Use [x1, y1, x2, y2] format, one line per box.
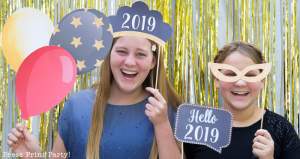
[259, 79, 265, 90]
[214, 78, 220, 88]
[150, 55, 157, 69]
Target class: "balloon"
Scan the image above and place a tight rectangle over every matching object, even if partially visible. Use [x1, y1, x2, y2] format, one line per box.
[0, 32, 2, 48]
[2, 8, 54, 71]
[16, 46, 77, 119]
[50, 9, 113, 74]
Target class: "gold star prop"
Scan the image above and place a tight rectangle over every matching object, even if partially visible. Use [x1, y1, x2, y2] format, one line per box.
[93, 17, 104, 28]
[94, 59, 103, 67]
[70, 37, 82, 48]
[77, 60, 86, 70]
[53, 25, 60, 35]
[93, 40, 104, 51]
[107, 24, 113, 34]
[71, 17, 82, 28]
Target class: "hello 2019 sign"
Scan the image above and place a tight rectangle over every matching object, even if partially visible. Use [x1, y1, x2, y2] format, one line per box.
[175, 104, 232, 153]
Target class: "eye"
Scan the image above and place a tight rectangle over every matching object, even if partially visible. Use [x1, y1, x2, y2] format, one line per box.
[245, 73, 256, 77]
[220, 70, 237, 76]
[116, 50, 127, 55]
[137, 52, 147, 58]
[245, 71, 259, 77]
[224, 72, 237, 76]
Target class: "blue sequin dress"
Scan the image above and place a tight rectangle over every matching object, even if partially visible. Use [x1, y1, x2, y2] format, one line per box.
[58, 89, 176, 159]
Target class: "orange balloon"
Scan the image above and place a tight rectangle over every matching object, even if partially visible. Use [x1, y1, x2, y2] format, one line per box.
[0, 32, 2, 48]
[2, 8, 54, 71]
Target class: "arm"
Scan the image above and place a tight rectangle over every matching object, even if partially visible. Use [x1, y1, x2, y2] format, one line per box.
[51, 134, 68, 159]
[154, 121, 181, 159]
[8, 96, 73, 159]
[282, 120, 300, 159]
[7, 124, 67, 159]
[145, 87, 181, 159]
[52, 98, 73, 158]
[7, 124, 41, 159]
[252, 129, 274, 159]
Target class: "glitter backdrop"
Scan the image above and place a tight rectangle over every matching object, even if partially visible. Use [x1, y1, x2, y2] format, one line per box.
[0, 0, 299, 154]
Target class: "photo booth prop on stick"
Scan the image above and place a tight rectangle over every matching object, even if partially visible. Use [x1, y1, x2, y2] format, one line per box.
[109, 1, 173, 88]
[50, 9, 113, 74]
[2, 7, 113, 119]
[208, 62, 271, 83]
[109, 1, 172, 46]
[208, 62, 272, 130]
[175, 104, 232, 153]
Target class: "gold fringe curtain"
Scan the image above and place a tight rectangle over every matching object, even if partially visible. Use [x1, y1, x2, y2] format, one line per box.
[0, 0, 299, 155]
[225, 0, 300, 130]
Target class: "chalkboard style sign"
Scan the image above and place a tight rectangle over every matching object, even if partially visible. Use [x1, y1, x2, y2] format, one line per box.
[175, 104, 232, 153]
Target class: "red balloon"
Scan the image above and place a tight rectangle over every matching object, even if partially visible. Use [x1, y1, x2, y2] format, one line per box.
[16, 46, 77, 119]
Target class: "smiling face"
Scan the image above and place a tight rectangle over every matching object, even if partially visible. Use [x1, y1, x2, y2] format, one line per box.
[215, 52, 264, 111]
[110, 36, 156, 94]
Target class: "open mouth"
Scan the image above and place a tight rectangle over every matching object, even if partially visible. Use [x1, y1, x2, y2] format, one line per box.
[231, 91, 249, 96]
[121, 69, 138, 78]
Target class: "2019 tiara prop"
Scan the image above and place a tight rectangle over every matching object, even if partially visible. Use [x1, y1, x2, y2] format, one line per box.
[109, 1, 172, 46]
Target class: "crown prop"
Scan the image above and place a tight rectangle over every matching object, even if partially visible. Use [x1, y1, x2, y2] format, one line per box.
[109, 1, 172, 45]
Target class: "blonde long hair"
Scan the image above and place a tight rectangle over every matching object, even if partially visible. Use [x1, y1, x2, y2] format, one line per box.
[86, 40, 182, 159]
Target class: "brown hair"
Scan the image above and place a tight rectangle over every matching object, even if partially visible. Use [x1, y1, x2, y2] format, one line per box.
[214, 41, 265, 64]
[86, 39, 182, 159]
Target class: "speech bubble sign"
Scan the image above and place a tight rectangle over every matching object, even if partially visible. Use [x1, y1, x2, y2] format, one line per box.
[175, 104, 232, 153]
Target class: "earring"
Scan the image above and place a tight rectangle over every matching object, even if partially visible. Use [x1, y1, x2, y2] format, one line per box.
[151, 45, 157, 52]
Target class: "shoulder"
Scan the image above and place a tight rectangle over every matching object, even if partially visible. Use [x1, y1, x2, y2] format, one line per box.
[67, 89, 96, 104]
[264, 109, 293, 131]
[264, 109, 295, 135]
[264, 109, 300, 155]
[61, 89, 96, 117]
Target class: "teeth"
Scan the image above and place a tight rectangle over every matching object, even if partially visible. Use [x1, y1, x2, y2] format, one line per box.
[232, 91, 249, 95]
[122, 69, 137, 75]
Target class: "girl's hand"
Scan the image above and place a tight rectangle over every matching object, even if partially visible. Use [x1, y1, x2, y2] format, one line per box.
[7, 123, 41, 158]
[252, 129, 274, 159]
[145, 87, 169, 126]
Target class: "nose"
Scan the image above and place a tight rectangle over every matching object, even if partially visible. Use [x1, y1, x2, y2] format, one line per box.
[234, 79, 247, 86]
[124, 54, 136, 66]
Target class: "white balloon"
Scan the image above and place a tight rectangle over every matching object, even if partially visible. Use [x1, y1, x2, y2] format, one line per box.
[2, 8, 54, 71]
